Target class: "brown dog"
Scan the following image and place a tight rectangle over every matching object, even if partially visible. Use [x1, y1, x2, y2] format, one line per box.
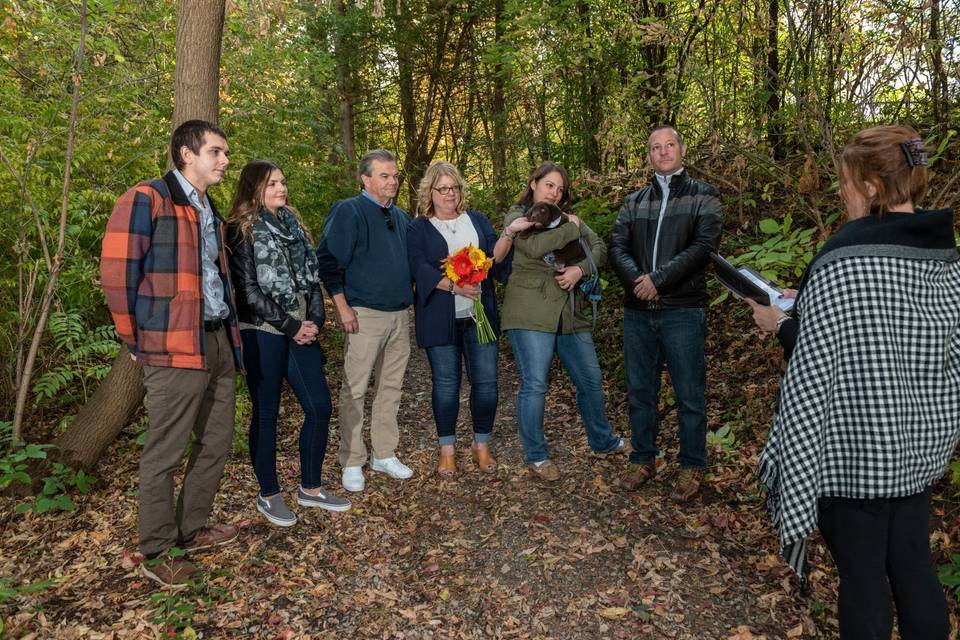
[521, 202, 586, 267]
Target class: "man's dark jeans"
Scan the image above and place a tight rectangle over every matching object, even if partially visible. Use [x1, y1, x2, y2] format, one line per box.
[623, 306, 707, 468]
[241, 329, 332, 496]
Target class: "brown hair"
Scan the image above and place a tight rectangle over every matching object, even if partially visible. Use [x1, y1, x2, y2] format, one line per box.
[228, 160, 310, 241]
[416, 161, 468, 218]
[170, 119, 227, 170]
[840, 125, 928, 215]
[514, 161, 572, 210]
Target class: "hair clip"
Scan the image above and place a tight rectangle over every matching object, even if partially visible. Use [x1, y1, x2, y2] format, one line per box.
[900, 138, 928, 167]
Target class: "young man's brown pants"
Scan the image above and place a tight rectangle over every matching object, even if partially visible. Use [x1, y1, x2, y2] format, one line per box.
[138, 326, 236, 557]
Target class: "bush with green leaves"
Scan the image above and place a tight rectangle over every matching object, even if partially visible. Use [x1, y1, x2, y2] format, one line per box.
[938, 553, 960, 603]
[0, 420, 96, 514]
[712, 213, 832, 306]
[31, 312, 119, 406]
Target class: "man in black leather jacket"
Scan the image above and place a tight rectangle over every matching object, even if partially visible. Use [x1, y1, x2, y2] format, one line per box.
[608, 125, 722, 503]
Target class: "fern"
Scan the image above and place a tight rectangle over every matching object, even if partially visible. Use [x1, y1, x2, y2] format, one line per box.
[32, 313, 119, 404]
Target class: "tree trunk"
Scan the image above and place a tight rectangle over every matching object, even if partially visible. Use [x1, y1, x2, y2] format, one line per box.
[490, 0, 509, 214]
[334, 0, 357, 167]
[765, 0, 783, 158]
[53, 346, 144, 471]
[171, 0, 225, 133]
[929, 0, 948, 131]
[576, 0, 602, 173]
[55, 0, 225, 470]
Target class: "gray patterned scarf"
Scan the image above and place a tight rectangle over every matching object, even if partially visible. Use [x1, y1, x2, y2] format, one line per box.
[252, 207, 319, 313]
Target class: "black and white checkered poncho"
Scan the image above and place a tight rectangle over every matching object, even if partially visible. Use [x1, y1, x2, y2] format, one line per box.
[757, 208, 960, 579]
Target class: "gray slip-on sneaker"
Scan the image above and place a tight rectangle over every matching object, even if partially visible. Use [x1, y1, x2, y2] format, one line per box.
[257, 493, 297, 527]
[296, 485, 352, 512]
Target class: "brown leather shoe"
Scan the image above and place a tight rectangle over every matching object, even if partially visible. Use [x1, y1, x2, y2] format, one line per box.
[471, 443, 497, 473]
[620, 463, 656, 491]
[436, 451, 457, 477]
[670, 468, 702, 503]
[141, 552, 197, 589]
[182, 523, 239, 552]
[528, 459, 560, 482]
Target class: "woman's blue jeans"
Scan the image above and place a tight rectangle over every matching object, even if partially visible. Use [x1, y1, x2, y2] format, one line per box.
[241, 329, 332, 496]
[507, 328, 620, 464]
[424, 319, 498, 445]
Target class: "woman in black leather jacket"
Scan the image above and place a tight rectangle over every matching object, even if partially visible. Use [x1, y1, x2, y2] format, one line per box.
[228, 160, 350, 527]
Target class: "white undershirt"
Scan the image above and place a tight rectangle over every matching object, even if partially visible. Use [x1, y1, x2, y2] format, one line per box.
[651, 168, 684, 269]
[430, 213, 480, 318]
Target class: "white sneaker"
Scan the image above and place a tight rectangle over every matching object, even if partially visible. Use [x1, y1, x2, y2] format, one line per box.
[341, 466, 365, 492]
[370, 456, 414, 480]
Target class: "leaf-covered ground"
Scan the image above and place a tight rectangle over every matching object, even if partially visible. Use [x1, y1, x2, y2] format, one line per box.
[2, 306, 959, 638]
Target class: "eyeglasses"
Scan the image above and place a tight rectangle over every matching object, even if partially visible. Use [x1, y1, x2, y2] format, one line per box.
[433, 185, 462, 195]
[382, 210, 395, 231]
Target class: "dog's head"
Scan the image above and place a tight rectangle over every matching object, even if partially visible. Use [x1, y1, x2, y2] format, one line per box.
[522, 202, 568, 236]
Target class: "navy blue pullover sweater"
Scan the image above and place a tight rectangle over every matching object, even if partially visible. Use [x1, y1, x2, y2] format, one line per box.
[316, 193, 413, 311]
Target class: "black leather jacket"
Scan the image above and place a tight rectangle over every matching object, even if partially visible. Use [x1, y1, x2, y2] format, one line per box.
[608, 170, 722, 309]
[227, 225, 326, 338]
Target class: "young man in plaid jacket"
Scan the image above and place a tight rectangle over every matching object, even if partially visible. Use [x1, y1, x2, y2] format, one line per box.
[100, 120, 243, 588]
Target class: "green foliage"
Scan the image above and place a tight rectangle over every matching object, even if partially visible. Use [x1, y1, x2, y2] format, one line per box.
[149, 584, 197, 634]
[712, 213, 830, 306]
[0, 420, 96, 515]
[0, 577, 55, 605]
[738, 214, 820, 281]
[707, 424, 737, 462]
[949, 461, 960, 497]
[0, 421, 48, 491]
[31, 312, 119, 405]
[938, 553, 960, 603]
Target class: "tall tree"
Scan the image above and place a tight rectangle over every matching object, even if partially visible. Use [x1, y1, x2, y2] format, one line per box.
[54, 0, 226, 470]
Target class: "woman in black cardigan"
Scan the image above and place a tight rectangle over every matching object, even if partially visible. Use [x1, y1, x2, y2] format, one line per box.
[406, 161, 530, 477]
[228, 160, 351, 527]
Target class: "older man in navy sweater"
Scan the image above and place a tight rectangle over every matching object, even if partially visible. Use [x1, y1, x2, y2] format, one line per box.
[317, 150, 415, 492]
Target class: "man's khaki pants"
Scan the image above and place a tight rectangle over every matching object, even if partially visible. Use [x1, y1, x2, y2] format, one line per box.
[138, 326, 236, 557]
[338, 307, 410, 468]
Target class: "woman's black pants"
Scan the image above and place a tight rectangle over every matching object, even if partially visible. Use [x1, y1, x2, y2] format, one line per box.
[817, 487, 949, 639]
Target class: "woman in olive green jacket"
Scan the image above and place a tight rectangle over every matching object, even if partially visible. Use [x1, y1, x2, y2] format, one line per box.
[500, 162, 625, 482]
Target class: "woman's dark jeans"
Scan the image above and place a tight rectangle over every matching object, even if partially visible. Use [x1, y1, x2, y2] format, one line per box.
[241, 329, 332, 496]
[424, 319, 498, 445]
[817, 487, 949, 639]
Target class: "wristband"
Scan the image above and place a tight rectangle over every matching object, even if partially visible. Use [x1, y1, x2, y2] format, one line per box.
[774, 315, 790, 333]
[502, 229, 517, 240]
[448, 279, 455, 293]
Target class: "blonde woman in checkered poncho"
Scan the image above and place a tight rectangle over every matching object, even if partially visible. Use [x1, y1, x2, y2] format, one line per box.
[748, 125, 960, 640]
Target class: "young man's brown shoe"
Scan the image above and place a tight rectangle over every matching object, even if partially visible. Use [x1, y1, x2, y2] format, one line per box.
[620, 463, 656, 490]
[670, 468, 702, 503]
[181, 523, 239, 552]
[141, 552, 197, 589]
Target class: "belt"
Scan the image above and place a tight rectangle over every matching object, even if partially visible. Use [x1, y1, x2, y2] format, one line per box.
[203, 318, 224, 332]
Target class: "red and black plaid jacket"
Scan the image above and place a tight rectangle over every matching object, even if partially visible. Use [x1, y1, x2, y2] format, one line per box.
[100, 171, 243, 370]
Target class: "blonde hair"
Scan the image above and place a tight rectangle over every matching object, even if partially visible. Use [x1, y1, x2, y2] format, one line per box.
[228, 160, 311, 241]
[416, 161, 467, 218]
[840, 125, 928, 215]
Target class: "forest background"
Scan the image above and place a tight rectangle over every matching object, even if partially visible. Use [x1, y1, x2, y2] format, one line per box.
[1, 0, 959, 636]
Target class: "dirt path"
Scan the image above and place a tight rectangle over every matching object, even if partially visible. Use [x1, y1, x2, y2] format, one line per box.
[2, 317, 842, 638]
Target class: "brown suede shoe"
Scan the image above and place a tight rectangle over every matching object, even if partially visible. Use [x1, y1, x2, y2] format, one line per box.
[182, 523, 239, 552]
[529, 460, 560, 482]
[620, 463, 656, 491]
[670, 468, 702, 503]
[140, 553, 197, 589]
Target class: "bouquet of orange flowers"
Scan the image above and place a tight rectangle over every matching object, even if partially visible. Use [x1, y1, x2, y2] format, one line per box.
[442, 245, 495, 343]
